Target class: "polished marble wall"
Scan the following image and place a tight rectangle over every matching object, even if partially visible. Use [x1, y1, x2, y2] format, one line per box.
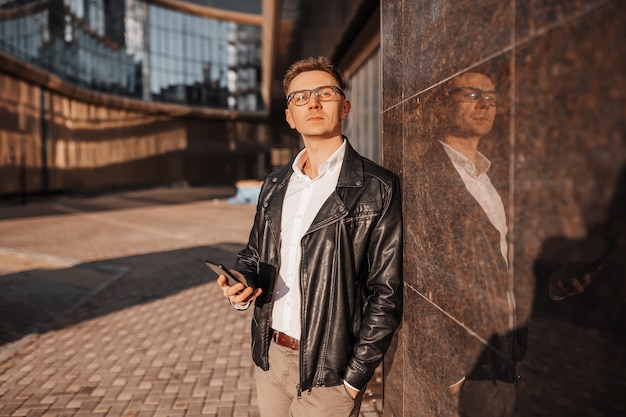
[381, 0, 626, 415]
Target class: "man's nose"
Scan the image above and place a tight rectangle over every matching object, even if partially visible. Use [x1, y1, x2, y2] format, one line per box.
[476, 95, 490, 108]
[308, 93, 322, 108]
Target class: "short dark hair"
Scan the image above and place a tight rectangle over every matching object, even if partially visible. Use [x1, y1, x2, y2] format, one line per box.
[283, 56, 345, 96]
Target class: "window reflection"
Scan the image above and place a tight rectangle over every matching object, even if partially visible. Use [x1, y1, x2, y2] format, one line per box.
[0, 0, 262, 110]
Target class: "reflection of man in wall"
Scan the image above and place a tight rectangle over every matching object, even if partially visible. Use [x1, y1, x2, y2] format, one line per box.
[410, 72, 526, 416]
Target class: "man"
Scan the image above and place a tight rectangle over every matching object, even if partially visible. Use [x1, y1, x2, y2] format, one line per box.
[217, 56, 403, 417]
[409, 72, 526, 416]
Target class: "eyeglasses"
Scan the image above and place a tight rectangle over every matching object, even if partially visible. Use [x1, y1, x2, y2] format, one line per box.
[286, 85, 345, 106]
[450, 87, 497, 106]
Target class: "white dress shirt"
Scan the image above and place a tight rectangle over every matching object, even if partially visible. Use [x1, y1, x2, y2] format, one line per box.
[271, 140, 346, 339]
[440, 141, 508, 264]
[440, 141, 516, 390]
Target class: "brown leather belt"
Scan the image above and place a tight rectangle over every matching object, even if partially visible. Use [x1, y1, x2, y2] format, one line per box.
[271, 329, 300, 350]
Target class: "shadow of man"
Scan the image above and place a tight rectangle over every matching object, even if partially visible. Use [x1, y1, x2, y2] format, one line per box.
[533, 163, 626, 340]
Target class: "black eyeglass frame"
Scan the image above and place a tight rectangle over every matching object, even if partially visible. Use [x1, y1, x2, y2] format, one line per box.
[286, 85, 346, 106]
[449, 87, 497, 106]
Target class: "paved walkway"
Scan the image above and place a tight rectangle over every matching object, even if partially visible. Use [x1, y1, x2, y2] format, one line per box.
[0, 187, 382, 417]
[1, 187, 624, 417]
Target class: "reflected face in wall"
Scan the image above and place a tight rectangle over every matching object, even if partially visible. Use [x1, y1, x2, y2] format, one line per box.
[284, 70, 350, 140]
[445, 72, 497, 140]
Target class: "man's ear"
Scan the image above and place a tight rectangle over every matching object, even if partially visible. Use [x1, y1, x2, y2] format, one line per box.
[341, 99, 351, 120]
[285, 108, 296, 129]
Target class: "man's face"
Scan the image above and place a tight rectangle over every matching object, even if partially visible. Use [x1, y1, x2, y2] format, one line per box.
[446, 72, 497, 139]
[285, 70, 350, 139]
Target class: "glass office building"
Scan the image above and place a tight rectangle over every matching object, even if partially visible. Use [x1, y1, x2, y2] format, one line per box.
[0, 0, 262, 110]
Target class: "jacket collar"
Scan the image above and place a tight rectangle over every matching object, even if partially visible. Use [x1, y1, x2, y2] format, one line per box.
[263, 137, 363, 234]
[269, 137, 364, 189]
[336, 137, 365, 188]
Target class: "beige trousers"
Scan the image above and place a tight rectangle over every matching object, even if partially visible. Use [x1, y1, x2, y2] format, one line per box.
[254, 341, 364, 417]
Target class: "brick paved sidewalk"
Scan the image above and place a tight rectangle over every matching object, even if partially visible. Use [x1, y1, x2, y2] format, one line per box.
[0, 187, 382, 417]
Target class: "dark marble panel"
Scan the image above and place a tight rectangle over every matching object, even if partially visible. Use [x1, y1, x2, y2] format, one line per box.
[381, 0, 404, 110]
[382, 103, 405, 417]
[382, 321, 403, 417]
[511, 2, 626, 415]
[400, 58, 526, 415]
[401, 0, 513, 98]
[402, 287, 493, 416]
[381, 0, 626, 414]
[403, 58, 512, 302]
[401, 56, 511, 178]
[514, 0, 626, 336]
[381, 103, 404, 180]
[515, 0, 610, 41]
[401, 93, 429, 166]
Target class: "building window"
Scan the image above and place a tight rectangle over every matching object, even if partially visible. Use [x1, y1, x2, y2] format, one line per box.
[0, 0, 263, 110]
[343, 48, 381, 163]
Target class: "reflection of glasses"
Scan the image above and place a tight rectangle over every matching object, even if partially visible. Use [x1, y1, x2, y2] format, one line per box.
[287, 85, 345, 106]
[450, 87, 497, 106]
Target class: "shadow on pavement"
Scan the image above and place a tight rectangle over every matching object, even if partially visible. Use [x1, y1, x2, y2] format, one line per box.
[0, 186, 236, 220]
[0, 243, 244, 354]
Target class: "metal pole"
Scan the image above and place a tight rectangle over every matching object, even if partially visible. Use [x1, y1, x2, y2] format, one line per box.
[40, 86, 49, 194]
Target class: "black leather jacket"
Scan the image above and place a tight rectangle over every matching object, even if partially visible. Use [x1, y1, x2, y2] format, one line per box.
[234, 141, 403, 395]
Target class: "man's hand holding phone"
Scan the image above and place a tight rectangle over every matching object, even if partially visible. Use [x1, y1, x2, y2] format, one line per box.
[217, 270, 262, 307]
[206, 260, 262, 308]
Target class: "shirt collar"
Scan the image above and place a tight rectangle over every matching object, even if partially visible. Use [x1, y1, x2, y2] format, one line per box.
[439, 140, 491, 177]
[292, 139, 346, 179]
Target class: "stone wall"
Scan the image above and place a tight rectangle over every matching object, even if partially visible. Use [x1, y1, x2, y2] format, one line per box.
[381, 0, 625, 415]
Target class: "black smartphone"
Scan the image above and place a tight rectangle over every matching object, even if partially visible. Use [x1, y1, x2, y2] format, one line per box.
[205, 259, 255, 291]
